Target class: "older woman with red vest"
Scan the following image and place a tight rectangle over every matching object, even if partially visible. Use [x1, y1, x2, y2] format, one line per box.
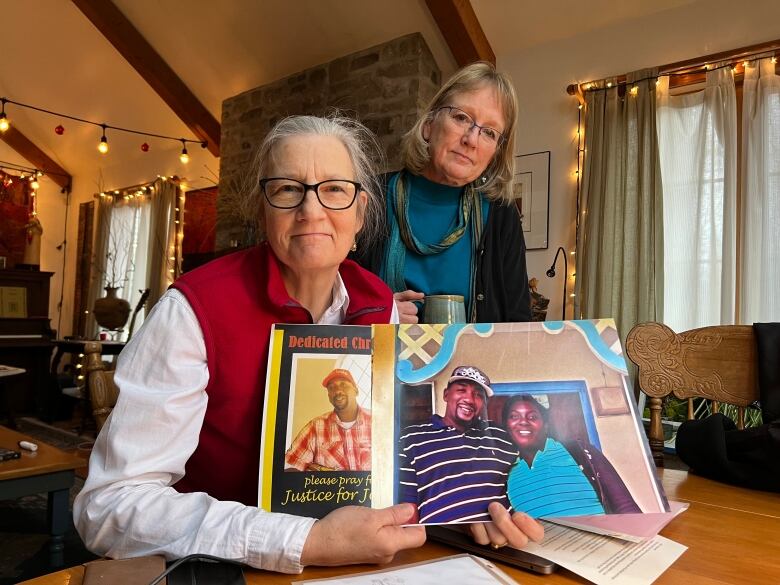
[73, 114, 423, 573]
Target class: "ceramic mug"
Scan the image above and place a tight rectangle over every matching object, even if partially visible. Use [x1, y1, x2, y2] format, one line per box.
[422, 295, 466, 324]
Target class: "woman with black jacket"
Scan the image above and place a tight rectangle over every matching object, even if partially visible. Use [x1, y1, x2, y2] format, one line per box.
[354, 62, 531, 324]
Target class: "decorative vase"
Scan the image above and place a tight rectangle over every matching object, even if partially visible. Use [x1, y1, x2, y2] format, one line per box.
[93, 287, 131, 330]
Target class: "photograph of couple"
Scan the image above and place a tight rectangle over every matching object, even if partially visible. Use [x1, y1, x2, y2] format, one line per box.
[392, 321, 668, 525]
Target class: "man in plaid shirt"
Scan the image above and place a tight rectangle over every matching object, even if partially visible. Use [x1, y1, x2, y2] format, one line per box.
[285, 369, 372, 471]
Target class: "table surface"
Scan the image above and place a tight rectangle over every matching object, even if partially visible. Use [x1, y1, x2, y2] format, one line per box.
[0, 425, 83, 481]
[18, 469, 780, 585]
[0, 364, 26, 377]
[52, 339, 126, 351]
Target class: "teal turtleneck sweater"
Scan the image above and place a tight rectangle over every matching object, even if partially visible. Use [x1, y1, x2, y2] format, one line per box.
[403, 173, 489, 307]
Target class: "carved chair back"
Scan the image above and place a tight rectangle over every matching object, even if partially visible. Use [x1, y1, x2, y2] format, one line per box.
[84, 341, 120, 432]
[625, 322, 759, 466]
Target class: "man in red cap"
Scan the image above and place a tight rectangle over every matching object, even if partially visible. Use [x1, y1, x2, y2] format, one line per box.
[285, 368, 371, 471]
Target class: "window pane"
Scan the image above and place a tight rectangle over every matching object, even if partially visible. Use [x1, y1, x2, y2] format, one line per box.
[657, 75, 736, 331]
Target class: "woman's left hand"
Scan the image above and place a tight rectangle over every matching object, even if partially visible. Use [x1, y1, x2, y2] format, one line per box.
[301, 503, 426, 567]
[468, 502, 544, 549]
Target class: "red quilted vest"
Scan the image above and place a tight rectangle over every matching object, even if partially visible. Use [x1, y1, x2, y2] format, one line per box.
[172, 243, 393, 505]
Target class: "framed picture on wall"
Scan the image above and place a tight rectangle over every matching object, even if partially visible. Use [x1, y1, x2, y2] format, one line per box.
[513, 151, 550, 250]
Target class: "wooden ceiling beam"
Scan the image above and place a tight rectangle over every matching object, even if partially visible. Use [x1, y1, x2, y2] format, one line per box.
[72, 0, 221, 157]
[425, 0, 495, 67]
[1, 127, 72, 191]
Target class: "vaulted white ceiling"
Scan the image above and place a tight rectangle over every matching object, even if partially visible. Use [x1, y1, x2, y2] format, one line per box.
[0, 0, 699, 194]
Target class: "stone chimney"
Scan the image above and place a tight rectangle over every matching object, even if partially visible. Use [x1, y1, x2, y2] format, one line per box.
[217, 33, 441, 249]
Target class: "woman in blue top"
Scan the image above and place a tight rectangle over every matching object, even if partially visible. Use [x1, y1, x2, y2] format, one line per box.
[355, 62, 531, 324]
[503, 395, 641, 517]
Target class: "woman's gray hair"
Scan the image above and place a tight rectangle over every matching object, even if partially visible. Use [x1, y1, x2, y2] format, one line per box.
[401, 62, 519, 203]
[244, 112, 385, 246]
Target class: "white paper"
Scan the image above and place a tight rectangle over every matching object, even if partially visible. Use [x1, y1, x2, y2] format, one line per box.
[521, 522, 687, 585]
[293, 554, 515, 584]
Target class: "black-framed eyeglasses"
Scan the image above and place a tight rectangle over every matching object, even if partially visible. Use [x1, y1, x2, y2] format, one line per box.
[435, 106, 505, 147]
[259, 178, 362, 210]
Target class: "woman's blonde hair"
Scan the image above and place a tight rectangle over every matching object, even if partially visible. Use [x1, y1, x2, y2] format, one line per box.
[401, 62, 519, 203]
[244, 112, 385, 246]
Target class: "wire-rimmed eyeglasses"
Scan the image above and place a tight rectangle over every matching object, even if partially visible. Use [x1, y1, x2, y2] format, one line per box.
[259, 178, 361, 210]
[435, 106, 505, 147]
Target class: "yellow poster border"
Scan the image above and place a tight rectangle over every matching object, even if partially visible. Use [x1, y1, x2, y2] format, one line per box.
[259, 327, 285, 510]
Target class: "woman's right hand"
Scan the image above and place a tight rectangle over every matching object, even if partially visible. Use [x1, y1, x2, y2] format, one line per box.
[300, 503, 426, 567]
[393, 290, 425, 324]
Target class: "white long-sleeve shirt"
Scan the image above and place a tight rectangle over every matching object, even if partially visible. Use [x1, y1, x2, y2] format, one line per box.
[74, 280, 398, 574]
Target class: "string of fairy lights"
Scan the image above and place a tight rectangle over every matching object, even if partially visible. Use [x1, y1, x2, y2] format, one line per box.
[96, 175, 187, 288]
[0, 160, 57, 218]
[0, 95, 207, 163]
[0, 95, 195, 278]
[73, 176, 185, 378]
[571, 102, 583, 317]
[577, 54, 778, 95]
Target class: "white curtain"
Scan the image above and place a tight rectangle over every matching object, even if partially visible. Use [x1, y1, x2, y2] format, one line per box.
[87, 179, 179, 339]
[116, 199, 151, 335]
[656, 65, 737, 331]
[88, 196, 149, 340]
[112, 201, 149, 301]
[740, 57, 780, 323]
[574, 70, 664, 339]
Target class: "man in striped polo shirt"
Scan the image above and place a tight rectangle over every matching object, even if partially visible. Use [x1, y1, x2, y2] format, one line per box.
[398, 365, 518, 524]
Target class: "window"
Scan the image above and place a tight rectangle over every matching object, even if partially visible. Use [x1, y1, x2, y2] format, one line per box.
[657, 58, 780, 327]
[657, 72, 735, 331]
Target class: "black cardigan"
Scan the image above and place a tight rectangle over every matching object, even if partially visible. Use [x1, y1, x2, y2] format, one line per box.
[354, 172, 531, 323]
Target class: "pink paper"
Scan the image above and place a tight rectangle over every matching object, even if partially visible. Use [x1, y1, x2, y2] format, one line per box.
[546, 500, 688, 541]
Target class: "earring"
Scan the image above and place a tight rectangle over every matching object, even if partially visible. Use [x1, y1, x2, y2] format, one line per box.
[351, 242, 357, 252]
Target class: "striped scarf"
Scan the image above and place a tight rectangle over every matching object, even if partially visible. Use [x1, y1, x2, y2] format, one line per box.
[381, 170, 483, 321]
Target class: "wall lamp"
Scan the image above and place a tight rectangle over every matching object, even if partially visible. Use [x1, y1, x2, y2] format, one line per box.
[546, 246, 568, 321]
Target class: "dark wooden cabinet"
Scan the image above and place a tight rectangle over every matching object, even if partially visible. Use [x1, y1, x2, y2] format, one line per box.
[0, 270, 55, 422]
[0, 269, 54, 318]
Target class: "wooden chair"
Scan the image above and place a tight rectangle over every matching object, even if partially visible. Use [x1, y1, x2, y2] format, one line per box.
[625, 322, 759, 467]
[84, 341, 120, 432]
